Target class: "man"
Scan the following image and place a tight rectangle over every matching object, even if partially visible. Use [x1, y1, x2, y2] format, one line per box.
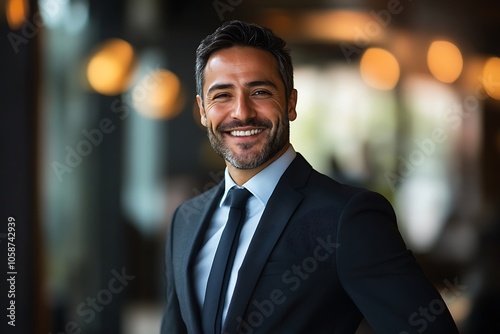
[162, 20, 459, 334]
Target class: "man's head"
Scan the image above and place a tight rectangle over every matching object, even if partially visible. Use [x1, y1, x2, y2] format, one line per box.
[195, 20, 297, 176]
[196, 20, 294, 104]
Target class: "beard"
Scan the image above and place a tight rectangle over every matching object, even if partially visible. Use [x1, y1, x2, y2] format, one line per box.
[206, 111, 290, 170]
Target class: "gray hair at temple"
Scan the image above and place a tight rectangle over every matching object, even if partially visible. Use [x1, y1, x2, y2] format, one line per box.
[195, 20, 294, 104]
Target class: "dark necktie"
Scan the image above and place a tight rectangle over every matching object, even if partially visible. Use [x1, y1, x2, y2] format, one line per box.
[202, 187, 252, 334]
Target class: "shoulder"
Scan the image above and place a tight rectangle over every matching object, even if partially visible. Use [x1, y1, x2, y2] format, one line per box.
[285, 153, 394, 218]
[305, 165, 389, 210]
[286, 153, 374, 199]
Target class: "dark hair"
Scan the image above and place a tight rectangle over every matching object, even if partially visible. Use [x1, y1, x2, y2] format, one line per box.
[195, 20, 294, 102]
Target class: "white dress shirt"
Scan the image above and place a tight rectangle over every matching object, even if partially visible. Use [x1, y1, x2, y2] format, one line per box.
[193, 145, 296, 323]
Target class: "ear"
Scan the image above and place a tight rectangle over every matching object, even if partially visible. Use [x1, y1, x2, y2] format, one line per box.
[287, 89, 298, 122]
[196, 95, 207, 127]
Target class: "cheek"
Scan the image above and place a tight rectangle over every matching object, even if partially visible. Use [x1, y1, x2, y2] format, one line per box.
[205, 113, 224, 131]
[255, 100, 285, 117]
[264, 107, 287, 125]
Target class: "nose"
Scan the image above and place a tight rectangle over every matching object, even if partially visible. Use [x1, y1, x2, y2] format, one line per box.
[231, 94, 256, 122]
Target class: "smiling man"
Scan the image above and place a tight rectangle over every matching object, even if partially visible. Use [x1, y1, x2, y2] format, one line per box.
[161, 20, 459, 334]
[199, 45, 296, 184]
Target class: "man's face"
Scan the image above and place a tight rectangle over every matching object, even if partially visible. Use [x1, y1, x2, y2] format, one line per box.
[197, 46, 297, 170]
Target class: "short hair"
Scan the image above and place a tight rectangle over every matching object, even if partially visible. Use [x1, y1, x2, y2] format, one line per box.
[195, 20, 294, 102]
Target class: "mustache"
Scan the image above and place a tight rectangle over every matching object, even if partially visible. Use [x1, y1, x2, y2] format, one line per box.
[216, 119, 272, 132]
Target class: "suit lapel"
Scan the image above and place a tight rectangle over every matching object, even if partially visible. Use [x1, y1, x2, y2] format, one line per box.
[177, 182, 225, 334]
[223, 154, 312, 332]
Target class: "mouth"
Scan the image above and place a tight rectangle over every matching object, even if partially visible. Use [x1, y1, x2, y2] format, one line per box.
[229, 128, 265, 137]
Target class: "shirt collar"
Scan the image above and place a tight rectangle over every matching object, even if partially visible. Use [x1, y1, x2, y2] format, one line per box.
[220, 145, 297, 207]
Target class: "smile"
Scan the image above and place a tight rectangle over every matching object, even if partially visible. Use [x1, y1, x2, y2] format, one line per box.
[229, 129, 264, 137]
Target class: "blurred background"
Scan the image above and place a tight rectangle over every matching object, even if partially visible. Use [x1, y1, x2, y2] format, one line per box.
[1, 0, 500, 333]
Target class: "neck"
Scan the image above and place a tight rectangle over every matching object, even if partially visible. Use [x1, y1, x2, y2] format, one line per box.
[227, 144, 290, 186]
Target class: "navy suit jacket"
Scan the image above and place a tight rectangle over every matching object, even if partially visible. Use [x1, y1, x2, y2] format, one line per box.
[162, 154, 459, 333]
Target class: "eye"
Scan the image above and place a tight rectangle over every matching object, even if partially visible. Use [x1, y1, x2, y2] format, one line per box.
[253, 90, 271, 96]
[213, 93, 231, 99]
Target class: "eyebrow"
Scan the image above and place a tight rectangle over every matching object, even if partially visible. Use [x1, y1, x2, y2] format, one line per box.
[206, 80, 278, 97]
[206, 83, 234, 97]
[245, 80, 278, 90]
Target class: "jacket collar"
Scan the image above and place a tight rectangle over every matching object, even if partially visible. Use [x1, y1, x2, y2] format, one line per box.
[178, 182, 225, 334]
[223, 153, 312, 332]
[180, 153, 312, 333]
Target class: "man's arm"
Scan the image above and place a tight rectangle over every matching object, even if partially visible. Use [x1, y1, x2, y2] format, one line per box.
[161, 209, 188, 334]
[337, 190, 459, 333]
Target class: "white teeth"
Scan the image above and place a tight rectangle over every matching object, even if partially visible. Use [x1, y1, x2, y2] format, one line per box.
[230, 129, 263, 137]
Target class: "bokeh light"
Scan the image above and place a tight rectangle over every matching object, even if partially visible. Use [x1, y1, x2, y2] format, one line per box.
[427, 40, 463, 83]
[132, 69, 185, 120]
[302, 10, 378, 43]
[360, 48, 400, 90]
[6, 0, 28, 29]
[482, 57, 500, 100]
[86, 39, 136, 96]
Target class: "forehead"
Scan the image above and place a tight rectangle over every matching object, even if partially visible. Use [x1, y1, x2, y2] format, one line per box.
[203, 46, 282, 89]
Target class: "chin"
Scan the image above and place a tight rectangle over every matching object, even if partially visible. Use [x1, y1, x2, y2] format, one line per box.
[227, 150, 266, 170]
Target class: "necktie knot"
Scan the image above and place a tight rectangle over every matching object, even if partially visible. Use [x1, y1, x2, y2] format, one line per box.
[228, 187, 251, 210]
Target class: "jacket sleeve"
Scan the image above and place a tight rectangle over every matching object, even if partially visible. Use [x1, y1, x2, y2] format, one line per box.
[336, 190, 459, 334]
[161, 208, 188, 334]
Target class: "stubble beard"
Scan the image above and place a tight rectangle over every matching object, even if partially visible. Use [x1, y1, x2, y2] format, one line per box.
[206, 111, 290, 170]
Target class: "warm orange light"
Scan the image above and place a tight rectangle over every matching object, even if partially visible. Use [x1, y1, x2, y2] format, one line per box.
[483, 57, 500, 100]
[6, 0, 28, 29]
[260, 9, 296, 38]
[360, 48, 400, 90]
[301, 10, 381, 43]
[86, 39, 135, 96]
[460, 56, 487, 92]
[427, 41, 463, 83]
[133, 69, 185, 120]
